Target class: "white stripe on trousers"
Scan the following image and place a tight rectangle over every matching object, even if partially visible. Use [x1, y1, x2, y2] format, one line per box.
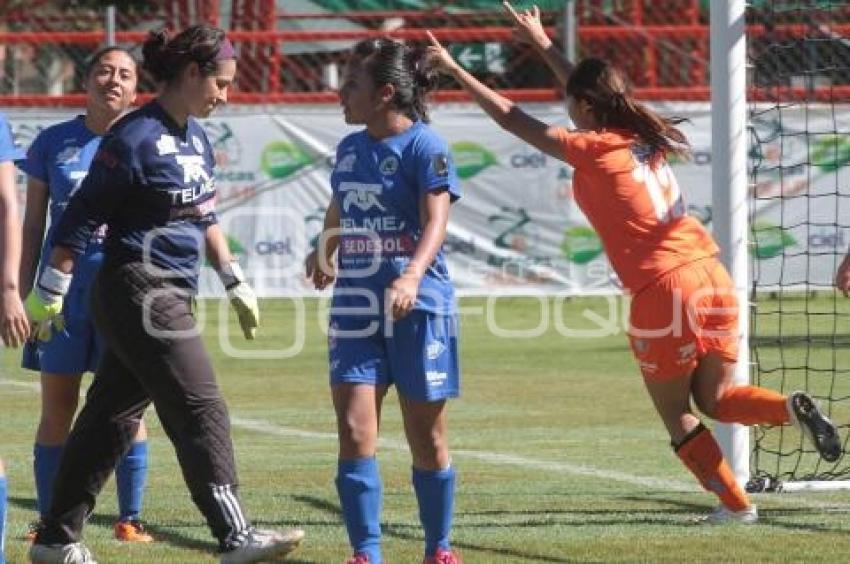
[212, 484, 248, 542]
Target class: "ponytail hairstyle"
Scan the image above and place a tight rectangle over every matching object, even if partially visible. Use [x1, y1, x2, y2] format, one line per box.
[566, 58, 690, 163]
[142, 24, 230, 85]
[350, 37, 438, 122]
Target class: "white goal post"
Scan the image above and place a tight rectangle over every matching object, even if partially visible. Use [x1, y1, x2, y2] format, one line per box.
[711, 0, 751, 488]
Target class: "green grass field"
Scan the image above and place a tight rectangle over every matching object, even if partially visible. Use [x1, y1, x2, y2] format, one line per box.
[3, 296, 850, 563]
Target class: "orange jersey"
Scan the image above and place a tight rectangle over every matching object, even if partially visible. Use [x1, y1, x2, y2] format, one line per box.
[554, 127, 719, 294]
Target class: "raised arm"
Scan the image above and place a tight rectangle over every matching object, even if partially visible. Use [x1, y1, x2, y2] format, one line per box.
[503, 1, 573, 89]
[425, 30, 567, 161]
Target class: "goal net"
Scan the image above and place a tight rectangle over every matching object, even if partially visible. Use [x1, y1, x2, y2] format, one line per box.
[747, 0, 850, 491]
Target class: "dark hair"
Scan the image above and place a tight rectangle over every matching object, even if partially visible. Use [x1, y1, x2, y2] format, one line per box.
[142, 24, 228, 84]
[566, 58, 690, 162]
[350, 37, 437, 122]
[84, 46, 137, 79]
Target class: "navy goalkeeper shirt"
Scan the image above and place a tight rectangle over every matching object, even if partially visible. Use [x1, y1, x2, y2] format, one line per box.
[52, 100, 217, 290]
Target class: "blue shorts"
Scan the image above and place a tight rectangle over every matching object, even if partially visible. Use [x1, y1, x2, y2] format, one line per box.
[329, 310, 460, 402]
[22, 285, 103, 374]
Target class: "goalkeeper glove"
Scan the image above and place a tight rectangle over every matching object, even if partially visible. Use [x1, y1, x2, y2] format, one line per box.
[217, 261, 259, 340]
[25, 266, 72, 342]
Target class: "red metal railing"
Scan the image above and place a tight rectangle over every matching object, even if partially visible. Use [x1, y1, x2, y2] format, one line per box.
[0, 2, 847, 105]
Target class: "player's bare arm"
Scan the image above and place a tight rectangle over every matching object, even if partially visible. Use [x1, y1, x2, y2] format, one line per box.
[425, 30, 566, 161]
[503, 1, 573, 88]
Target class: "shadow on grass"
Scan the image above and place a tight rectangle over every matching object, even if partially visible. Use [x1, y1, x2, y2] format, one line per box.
[291, 494, 604, 563]
[9, 495, 315, 563]
[623, 495, 850, 533]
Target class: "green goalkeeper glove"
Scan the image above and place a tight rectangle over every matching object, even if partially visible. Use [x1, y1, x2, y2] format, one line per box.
[217, 261, 259, 340]
[25, 266, 71, 342]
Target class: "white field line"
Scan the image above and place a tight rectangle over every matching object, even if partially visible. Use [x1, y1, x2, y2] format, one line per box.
[3, 377, 850, 512]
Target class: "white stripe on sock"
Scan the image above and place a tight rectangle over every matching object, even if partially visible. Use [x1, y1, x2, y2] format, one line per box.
[212, 484, 238, 542]
[223, 484, 248, 532]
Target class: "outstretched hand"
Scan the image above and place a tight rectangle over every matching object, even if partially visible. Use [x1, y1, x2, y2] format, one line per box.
[424, 30, 459, 75]
[503, 1, 551, 49]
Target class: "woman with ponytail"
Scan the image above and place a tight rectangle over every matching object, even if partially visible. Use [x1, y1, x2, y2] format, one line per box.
[427, 1, 841, 525]
[305, 36, 462, 564]
[27, 25, 303, 563]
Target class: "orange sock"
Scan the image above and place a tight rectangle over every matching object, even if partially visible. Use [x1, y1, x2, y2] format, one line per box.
[714, 386, 790, 425]
[675, 423, 750, 511]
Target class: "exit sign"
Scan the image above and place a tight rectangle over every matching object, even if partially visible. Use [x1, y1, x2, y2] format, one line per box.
[449, 43, 508, 73]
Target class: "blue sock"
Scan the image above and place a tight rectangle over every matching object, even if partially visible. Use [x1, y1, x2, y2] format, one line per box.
[34, 444, 64, 517]
[116, 441, 148, 521]
[336, 457, 382, 564]
[1, 474, 7, 564]
[412, 465, 456, 556]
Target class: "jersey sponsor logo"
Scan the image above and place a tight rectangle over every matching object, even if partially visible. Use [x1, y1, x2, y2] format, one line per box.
[192, 135, 204, 154]
[425, 371, 447, 386]
[328, 321, 339, 351]
[175, 154, 211, 184]
[169, 178, 216, 205]
[335, 152, 357, 173]
[339, 216, 401, 232]
[339, 233, 414, 257]
[676, 342, 697, 365]
[56, 145, 82, 165]
[432, 153, 450, 177]
[379, 155, 399, 176]
[92, 223, 108, 243]
[639, 360, 658, 374]
[426, 340, 446, 360]
[156, 134, 179, 156]
[67, 170, 88, 198]
[339, 181, 386, 213]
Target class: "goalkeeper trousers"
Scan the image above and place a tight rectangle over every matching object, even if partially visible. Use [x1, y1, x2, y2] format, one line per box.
[37, 262, 251, 550]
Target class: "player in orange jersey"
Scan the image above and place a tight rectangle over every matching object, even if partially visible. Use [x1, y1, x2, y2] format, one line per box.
[836, 250, 850, 296]
[426, 2, 842, 523]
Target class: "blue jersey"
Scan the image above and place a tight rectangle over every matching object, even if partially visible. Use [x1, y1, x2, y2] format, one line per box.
[53, 101, 217, 291]
[330, 121, 460, 315]
[0, 112, 24, 162]
[19, 117, 106, 286]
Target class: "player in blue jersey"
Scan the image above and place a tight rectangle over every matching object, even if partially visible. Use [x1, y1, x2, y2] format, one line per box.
[18, 46, 154, 544]
[305, 37, 462, 564]
[25, 26, 303, 564]
[0, 111, 29, 564]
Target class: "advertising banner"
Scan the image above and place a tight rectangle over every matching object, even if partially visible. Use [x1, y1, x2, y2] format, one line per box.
[6, 103, 848, 296]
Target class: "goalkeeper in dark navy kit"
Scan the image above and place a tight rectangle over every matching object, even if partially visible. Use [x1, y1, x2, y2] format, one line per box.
[25, 25, 304, 564]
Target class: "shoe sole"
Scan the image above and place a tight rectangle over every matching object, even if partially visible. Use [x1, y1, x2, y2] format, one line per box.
[698, 516, 758, 525]
[220, 529, 305, 564]
[792, 393, 842, 463]
[695, 512, 758, 525]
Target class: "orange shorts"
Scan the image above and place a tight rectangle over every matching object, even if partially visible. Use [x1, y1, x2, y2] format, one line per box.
[628, 257, 739, 380]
